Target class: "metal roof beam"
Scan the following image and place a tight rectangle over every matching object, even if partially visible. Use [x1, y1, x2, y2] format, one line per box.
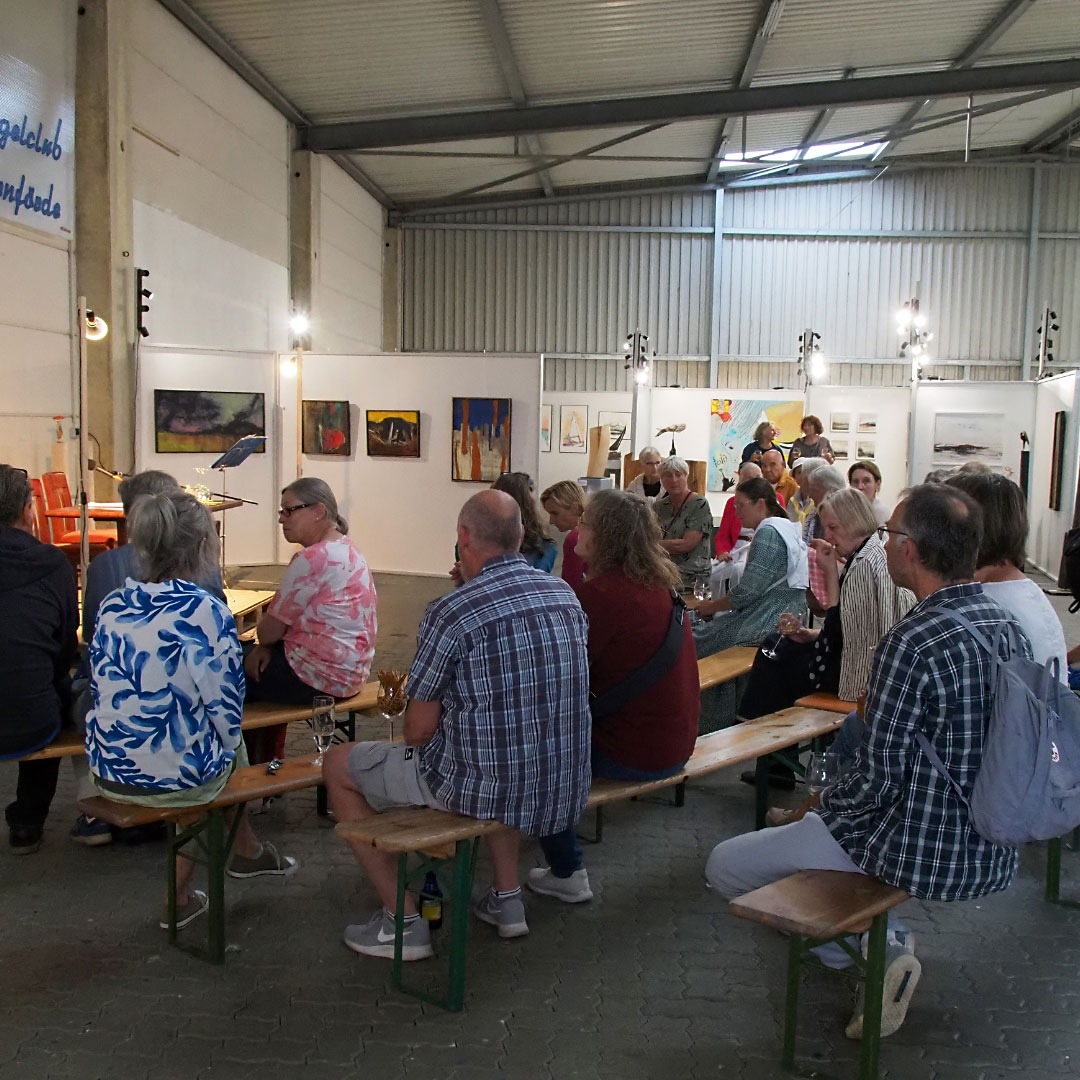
[154, 0, 394, 207]
[1024, 103, 1080, 151]
[476, 0, 554, 197]
[705, 0, 786, 183]
[876, 0, 1039, 154]
[299, 59, 1080, 151]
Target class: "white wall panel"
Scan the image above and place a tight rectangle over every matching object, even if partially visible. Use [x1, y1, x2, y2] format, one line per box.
[315, 158, 383, 353]
[1028, 372, 1080, 577]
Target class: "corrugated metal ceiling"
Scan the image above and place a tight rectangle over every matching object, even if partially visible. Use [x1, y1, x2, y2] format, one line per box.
[178, 0, 1080, 207]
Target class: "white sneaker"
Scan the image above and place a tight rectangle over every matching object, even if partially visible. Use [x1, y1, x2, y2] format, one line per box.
[846, 931, 920, 1039]
[526, 867, 593, 903]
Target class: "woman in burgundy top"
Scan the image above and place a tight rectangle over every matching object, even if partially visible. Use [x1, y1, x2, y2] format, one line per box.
[528, 488, 700, 904]
[540, 480, 587, 589]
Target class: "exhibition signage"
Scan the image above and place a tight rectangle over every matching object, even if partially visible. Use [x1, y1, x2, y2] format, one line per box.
[0, 0, 76, 237]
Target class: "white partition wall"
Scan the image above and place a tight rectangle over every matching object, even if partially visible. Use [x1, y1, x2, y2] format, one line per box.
[909, 382, 1036, 491]
[299, 353, 542, 576]
[805, 386, 912, 508]
[1028, 372, 1080, 579]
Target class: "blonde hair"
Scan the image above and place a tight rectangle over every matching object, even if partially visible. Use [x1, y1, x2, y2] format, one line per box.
[540, 480, 585, 515]
[819, 487, 878, 537]
[582, 489, 680, 591]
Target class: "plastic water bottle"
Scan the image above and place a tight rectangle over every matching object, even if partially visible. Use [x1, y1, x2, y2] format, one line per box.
[420, 871, 443, 930]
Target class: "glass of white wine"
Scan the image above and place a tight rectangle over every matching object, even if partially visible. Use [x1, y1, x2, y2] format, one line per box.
[760, 611, 804, 660]
[693, 575, 712, 602]
[804, 751, 835, 794]
[312, 695, 336, 766]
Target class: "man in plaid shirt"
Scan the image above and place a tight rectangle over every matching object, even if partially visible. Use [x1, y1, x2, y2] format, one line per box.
[324, 489, 591, 960]
[707, 483, 1029, 1039]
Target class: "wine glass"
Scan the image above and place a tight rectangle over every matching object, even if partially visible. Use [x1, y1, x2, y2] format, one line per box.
[804, 751, 835, 794]
[312, 695, 336, 766]
[377, 669, 409, 741]
[760, 612, 804, 660]
[693, 576, 712, 602]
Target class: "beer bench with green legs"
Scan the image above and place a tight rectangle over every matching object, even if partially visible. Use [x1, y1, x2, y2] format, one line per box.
[335, 705, 845, 1012]
[78, 758, 324, 962]
[730, 869, 912, 1080]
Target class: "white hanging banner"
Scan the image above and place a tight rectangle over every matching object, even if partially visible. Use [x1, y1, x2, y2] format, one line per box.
[0, 0, 76, 237]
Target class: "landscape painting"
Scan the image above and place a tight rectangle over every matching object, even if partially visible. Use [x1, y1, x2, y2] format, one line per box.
[303, 400, 352, 456]
[932, 412, 1004, 464]
[366, 409, 420, 458]
[598, 410, 632, 453]
[154, 389, 265, 453]
[452, 398, 511, 481]
[540, 404, 552, 452]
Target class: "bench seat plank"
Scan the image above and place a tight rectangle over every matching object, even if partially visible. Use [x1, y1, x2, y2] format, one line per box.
[729, 869, 910, 939]
[335, 706, 843, 853]
[794, 692, 858, 714]
[77, 759, 323, 828]
[697, 647, 757, 690]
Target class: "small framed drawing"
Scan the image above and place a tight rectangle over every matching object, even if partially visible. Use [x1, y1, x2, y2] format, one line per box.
[857, 414, 877, 435]
[856, 440, 876, 460]
[830, 412, 850, 434]
[560, 405, 588, 453]
[831, 439, 849, 461]
[598, 410, 631, 453]
[540, 404, 552, 452]
[366, 410, 420, 458]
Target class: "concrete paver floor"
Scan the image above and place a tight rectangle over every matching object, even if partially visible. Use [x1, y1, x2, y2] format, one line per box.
[2, 569, 1079, 1080]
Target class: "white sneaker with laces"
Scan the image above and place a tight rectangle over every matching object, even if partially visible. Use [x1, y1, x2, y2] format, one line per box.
[846, 930, 920, 1040]
[472, 889, 529, 938]
[526, 867, 593, 903]
[343, 909, 433, 961]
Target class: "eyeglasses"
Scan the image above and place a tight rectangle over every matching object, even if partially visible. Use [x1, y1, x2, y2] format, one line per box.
[279, 502, 316, 517]
[876, 525, 910, 542]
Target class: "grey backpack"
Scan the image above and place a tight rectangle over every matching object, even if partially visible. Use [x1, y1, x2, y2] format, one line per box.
[915, 608, 1080, 847]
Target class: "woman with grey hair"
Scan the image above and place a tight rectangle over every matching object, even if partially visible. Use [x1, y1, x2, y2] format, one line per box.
[625, 446, 664, 503]
[653, 456, 713, 590]
[86, 492, 297, 928]
[244, 478, 377, 763]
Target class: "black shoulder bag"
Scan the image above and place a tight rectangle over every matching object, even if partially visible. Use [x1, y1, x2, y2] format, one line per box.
[590, 591, 687, 720]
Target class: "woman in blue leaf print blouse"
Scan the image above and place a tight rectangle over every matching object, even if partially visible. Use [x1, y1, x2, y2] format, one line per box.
[86, 492, 298, 931]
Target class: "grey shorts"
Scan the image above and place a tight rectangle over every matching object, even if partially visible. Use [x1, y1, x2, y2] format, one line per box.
[347, 741, 447, 813]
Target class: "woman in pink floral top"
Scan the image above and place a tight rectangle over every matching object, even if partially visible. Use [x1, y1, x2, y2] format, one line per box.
[244, 478, 377, 762]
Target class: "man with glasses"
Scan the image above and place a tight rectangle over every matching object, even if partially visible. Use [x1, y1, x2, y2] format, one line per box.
[706, 484, 1028, 1041]
[0, 464, 78, 853]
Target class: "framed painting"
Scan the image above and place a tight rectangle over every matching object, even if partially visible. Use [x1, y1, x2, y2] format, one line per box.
[366, 410, 420, 458]
[540, 403, 552, 452]
[932, 412, 1005, 464]
[1050, 410, 1066, 511]
[598, 410, 631, 453]
[706, 397, 802, 492]
[452, 398, 511, 481]
[559, 405, 588, 453]
[303, 400, 351, 456]
[154, 389, 265, 453]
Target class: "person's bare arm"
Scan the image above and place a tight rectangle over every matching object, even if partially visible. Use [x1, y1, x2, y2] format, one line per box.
[404, 698, 443, 746]
[661, 530, 704, 555]
[255, 612, 288, 645]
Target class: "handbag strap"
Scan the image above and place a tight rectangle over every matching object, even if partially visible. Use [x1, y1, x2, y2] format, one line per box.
[591, 591, 686, 720]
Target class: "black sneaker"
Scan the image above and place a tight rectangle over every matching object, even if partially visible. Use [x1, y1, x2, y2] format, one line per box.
[9, 824, 43, 855]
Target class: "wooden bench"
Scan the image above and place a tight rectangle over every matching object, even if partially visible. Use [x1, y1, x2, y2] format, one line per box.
[79, 758, 323, 962]
[795, 692, 858, 714]
[335, 704, 843, 1011]
[14, 682, 383, 763]
[730, 869, 911, 1080]
[697, 646, 756, 690]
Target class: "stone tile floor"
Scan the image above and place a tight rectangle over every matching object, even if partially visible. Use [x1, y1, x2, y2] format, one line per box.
[2, 569, 1078, 1080]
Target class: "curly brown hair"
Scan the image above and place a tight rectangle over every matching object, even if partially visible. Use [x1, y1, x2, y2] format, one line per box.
[581, 489, 681, 590]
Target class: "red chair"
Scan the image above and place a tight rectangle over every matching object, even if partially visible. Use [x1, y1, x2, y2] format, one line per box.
[40, 471, 116, 548]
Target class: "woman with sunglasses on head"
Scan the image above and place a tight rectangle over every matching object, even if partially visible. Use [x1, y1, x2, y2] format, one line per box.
[244, 478, 377, 764]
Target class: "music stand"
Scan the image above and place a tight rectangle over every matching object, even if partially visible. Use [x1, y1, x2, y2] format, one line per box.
[210, 435, 265, 584]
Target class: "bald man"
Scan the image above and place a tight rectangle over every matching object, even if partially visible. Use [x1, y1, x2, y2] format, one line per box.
[761, 449, 798, 506]
[323, 489, 590, 960]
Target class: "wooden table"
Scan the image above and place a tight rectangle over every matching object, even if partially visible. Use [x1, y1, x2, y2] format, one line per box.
[44, 498, 243, 546]
[224, 588, 276, 634]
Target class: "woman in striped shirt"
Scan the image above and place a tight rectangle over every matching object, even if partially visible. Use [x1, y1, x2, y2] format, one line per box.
[738, 487, 915, 721]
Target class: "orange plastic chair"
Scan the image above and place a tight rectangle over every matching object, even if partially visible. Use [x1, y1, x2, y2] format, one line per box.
[41, 471, 116, 548]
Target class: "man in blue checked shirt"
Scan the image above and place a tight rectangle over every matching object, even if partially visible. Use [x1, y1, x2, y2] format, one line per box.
[324, 489, 591, 961]
[707, 483, 1029, 1042]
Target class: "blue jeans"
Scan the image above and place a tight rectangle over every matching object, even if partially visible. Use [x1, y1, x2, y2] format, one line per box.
[538, 750, 686, 877]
